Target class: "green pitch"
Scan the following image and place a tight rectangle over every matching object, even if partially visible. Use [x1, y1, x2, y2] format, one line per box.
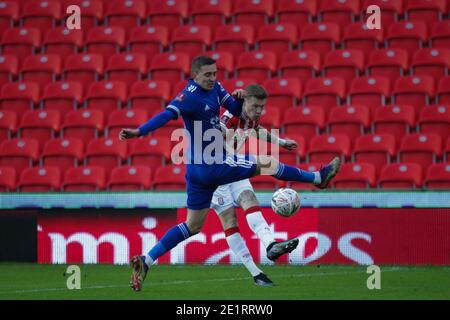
[0, 263, 449, 300]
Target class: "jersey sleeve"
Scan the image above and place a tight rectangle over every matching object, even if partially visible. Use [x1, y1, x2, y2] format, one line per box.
[220, 110, 237, 130]
[217, 82, 243, 117]
[166, 92, 195, 119]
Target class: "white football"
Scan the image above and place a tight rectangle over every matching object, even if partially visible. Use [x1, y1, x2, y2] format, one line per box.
[271, 188, 301, 217]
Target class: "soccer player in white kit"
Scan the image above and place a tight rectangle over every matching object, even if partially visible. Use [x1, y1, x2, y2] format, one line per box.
[211, 84, 300, 286]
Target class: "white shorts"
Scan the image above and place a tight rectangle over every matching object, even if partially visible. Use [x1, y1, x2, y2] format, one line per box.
[211, 179, 254, 215]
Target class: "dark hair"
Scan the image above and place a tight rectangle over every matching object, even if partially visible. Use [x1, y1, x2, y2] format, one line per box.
[191, 56, 216, 73]
[245, 84, 268, 100]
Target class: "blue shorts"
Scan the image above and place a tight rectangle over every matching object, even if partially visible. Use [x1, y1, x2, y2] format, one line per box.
[185, 154, 258, 210]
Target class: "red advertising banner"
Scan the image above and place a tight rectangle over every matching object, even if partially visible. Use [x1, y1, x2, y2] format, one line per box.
[37, 208, 450, 265]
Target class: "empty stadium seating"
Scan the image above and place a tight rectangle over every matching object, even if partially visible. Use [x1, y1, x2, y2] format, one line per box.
[0, 0, 448, 192]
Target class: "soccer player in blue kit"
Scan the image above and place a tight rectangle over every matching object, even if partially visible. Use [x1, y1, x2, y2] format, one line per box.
[119, 56, 340, 291]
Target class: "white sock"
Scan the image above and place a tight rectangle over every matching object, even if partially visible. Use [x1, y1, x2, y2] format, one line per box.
[144, 255, 154, 267]
[246, 211, 276, 249]
[227, 232, 262, 277]
[313, 171, 321, 185]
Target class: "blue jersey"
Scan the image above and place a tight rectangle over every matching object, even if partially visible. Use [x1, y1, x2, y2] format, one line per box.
[166, 79, 243, 165]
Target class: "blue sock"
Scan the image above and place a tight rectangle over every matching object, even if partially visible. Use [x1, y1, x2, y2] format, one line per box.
[272, 163, 315, 183]
[148, 222, 193, 261]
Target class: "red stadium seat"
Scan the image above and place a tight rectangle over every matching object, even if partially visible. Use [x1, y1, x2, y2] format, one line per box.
[171, 25, 212, 58]
[348, 76, 391, 112]
[204, 51, 234, 80]
[43, 27, 83, 60]
[61, 0, 104, 29]
[258, 106, 281, 129]
[437, 76, 450, 104]
[398, 133, 442, 171]
[424, 163, 450, 189]
[21, 0, 61, 34]
[0, 54, 18, 88]
[302, 77, 346, 113]
[392, 76, 435, 113]
[263, 78, 302, 112]
[0, 166, 16, 192]
[308, 134, 351, 163]
[318, 0, 360, 30]
[0, 110, 16, 140]
[106, 109, 148, 138]
[18, 166, 61, 192]
[299, 23, 341, 57]
[213, 24, 255, 57]
[352, 134, 397, 174]
[108, 165, 151, 191]
[0, 2, 18, 40]
[85, 137, 127, 176]
[378, 163, 423, 189]
[386, 21, 428, 54]
[41, 81, 83, 115]
[20, 54, 61, 87]
[129, 80, 171, 113]
[62, 166, 106, 191]
[327, 105, 371, 143]
[128, 26, 169, 62]
[342, 22, 384, 58]
[256, 24, 297, 60]
[85, 81, 127, 117]
[0, 138, 39, 177]
[63, 54, 104, 91]
[105, 0, 146, 32]
[362, 0, 402, 29]
[332, 162, 376, 189]
[18, 110, 60, 148]
[283, 106, 326, 142]
[149, 53, 190, 83]
[128, 136, 172, 168]
[220, 78, 254, 93]
[250, 175, 283, 190]
[147, 0, 189, 30]
[62, 109, 104, 141]
[446, 138, 450, 161]
[418, 104, 450, 142]
[405, 0, 447, 27]
[430, 20, 450, 49]
[85, 27, 126, 61]
[275, 0, 317, 32]
[191, 0, 231, 32]
[0, 82, 40, 120]
[153, 164, 186, 190]
[322, 49, 365, 83]
[373, 104, 416, 147]
[279, 50, 321, 81]
[236, 51, 277, 83]
[105, 53, 146, 84]
[367, 49, 409, 82]
[1, 27, 40, 66]
[232, 0, 273, 30]
[411, 48, 450, 82]
[41, 138, 84, 173]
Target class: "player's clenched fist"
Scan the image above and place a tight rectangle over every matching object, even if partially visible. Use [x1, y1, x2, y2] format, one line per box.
[281, 138, 298, 151]
[119, 128, 140, 140]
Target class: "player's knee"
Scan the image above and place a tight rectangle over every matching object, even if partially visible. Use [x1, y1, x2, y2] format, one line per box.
[185, 220, 203, 234]
[237, 190, 259, 210]
[257, 156, 278, 175]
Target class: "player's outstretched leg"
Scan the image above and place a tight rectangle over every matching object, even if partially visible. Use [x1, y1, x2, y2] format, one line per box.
[316, 157, 341, 189]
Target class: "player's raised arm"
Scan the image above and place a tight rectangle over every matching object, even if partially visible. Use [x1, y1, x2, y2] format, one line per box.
[119, 108, 177, 140]
[217, 82, 244, 117]
[255, 126, 298, 151]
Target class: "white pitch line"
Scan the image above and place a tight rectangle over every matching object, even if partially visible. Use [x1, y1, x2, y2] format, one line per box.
[0, 267, 404, 296]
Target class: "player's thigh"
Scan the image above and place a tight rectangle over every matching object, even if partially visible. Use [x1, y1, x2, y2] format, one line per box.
[218, 154, 258, 185]
[255, 155, 278, 176]
[186, 208, 209, 233]
[229, 179, 259, 210]
[211, 183, 234, 216]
